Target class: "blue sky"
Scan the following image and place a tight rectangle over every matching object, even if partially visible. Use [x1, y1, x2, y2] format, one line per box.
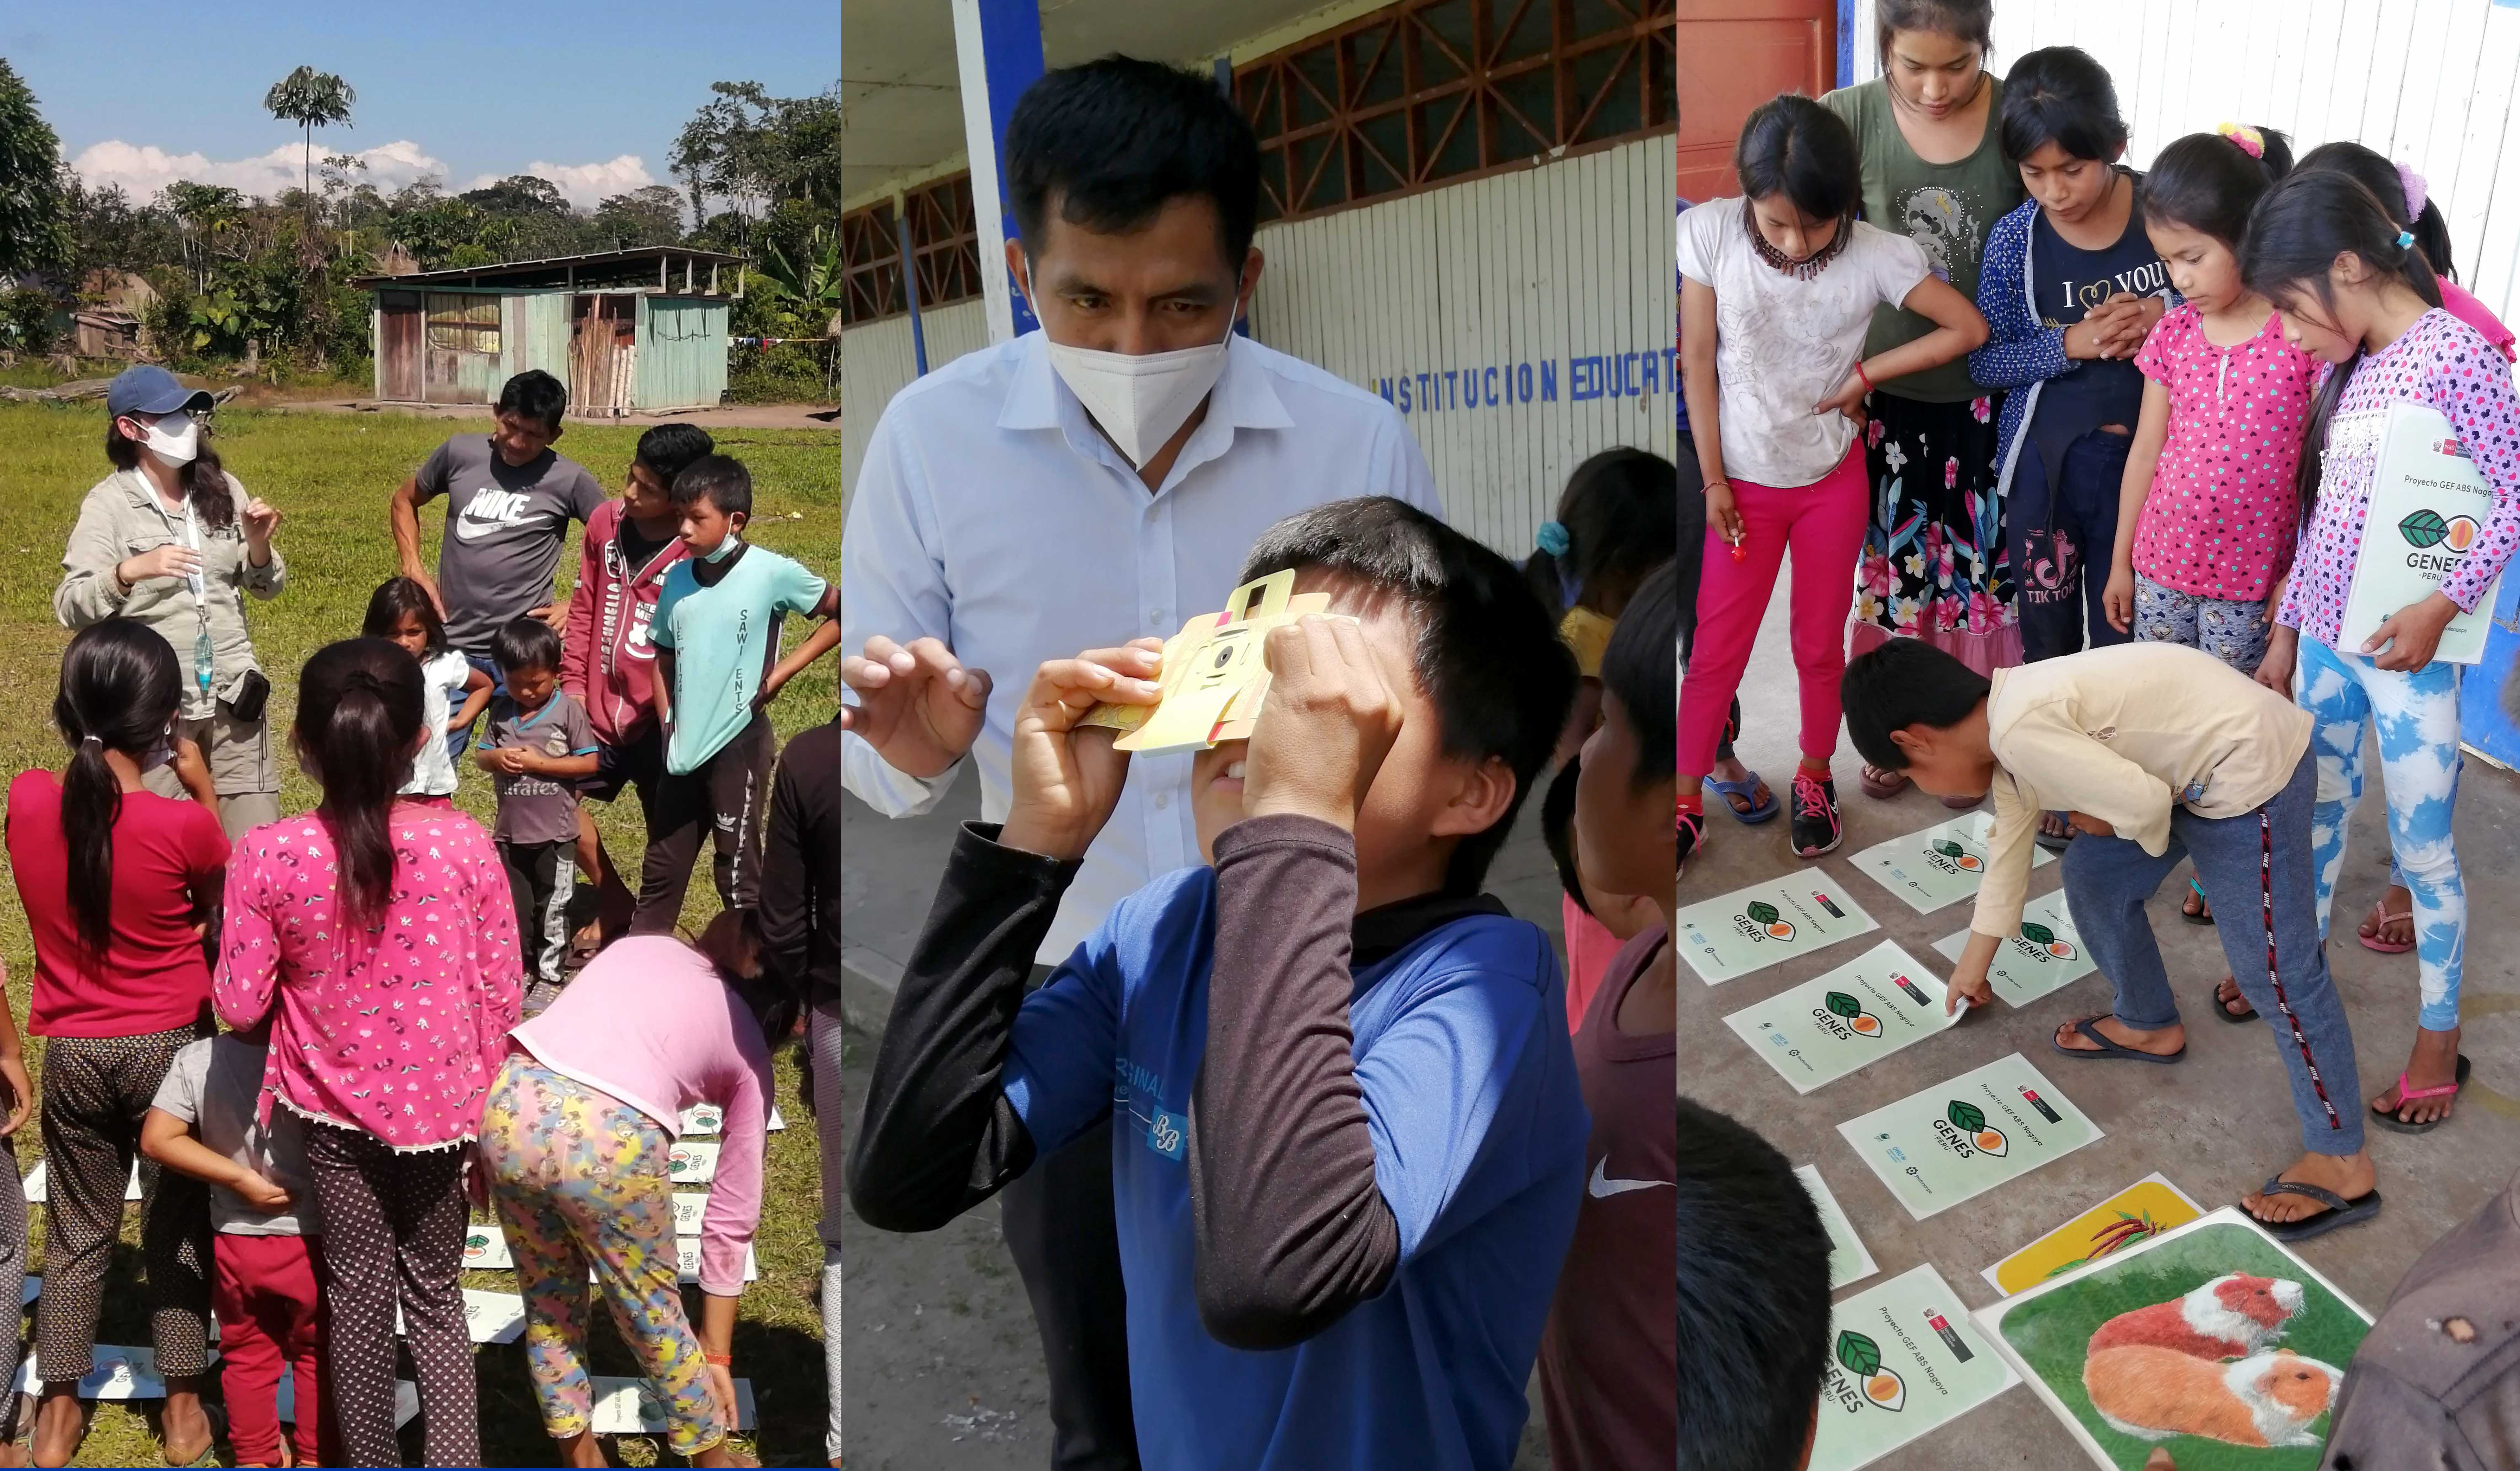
[5, 1, 837, 210]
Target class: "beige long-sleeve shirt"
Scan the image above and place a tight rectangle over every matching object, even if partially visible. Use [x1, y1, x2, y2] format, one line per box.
[55, 469, 285, 720]
[1973, 643, 2313, 939]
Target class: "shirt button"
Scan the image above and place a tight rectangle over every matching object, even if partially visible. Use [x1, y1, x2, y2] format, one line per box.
[1154, 793, 1171, 810]
[1148, 608, 1166, 624]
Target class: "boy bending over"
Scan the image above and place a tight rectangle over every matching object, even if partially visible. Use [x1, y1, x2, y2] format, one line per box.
[1842, 640, 2377, 1240]
[849, 498, 1587, 1471]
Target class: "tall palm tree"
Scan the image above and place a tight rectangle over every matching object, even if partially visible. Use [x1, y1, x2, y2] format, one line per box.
[263, 66, 355, 258]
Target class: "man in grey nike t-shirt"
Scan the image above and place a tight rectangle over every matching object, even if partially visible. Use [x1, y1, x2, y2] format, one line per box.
[388, 371, 607, 747]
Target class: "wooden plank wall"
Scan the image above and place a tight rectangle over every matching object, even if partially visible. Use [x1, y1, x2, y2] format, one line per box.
[1852, 0, 2520, 323]
[837, 133, 1679, 557]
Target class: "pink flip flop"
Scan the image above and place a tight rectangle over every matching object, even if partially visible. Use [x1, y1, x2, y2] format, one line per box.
[2373, 1054, 2470, 1134]
[2358, 901, 2415, 955]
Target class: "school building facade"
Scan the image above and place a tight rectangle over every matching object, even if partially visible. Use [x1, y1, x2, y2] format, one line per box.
[839, 0, 1681, 557]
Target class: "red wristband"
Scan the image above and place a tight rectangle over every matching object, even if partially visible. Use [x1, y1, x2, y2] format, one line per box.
[704, 1351, 732, 1367]
[1854, 360, 1875, 393]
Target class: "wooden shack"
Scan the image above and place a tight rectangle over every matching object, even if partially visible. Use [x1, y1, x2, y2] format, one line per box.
[354, 246, 742, 415]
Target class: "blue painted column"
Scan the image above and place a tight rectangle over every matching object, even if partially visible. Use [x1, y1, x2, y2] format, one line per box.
[951, 0, 1045, 343]
[894, 208, 930, 375]
[1838, 0, 1854, 88]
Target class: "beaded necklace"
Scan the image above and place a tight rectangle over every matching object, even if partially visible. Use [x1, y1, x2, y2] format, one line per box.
[1743, 205, 1851, 282]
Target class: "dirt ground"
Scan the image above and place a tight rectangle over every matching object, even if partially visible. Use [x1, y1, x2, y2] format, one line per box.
[267, 397, 842, 430]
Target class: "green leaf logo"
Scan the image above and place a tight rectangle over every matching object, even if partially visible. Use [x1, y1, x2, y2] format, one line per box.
[1825, 991, 1862, 1020]
[1947, 1100, 1987, 1134]
[2402, 508, 2451, 549]
[2019, 922, 2055, 945]
[1932, 839, 1964, 858]
[1837, 1330, 1882, 1378]
[1746, 900, 1781, 925]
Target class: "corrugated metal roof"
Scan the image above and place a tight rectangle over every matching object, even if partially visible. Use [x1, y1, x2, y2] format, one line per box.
[351, 245, 746, 290]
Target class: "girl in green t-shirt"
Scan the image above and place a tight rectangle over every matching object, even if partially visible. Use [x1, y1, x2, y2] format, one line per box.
[1823, 0, 2025, 802]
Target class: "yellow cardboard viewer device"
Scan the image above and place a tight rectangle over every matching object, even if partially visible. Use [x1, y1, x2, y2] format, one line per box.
[1080, 570, 1333, 753]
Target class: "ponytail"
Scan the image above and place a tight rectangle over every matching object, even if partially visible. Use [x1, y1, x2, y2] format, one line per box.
[52, 621, 184, 965]
[2242, 169, 2444, 518]
[2143, 124, 2292, 249]
[1524, 448, 1682, 618]
[294, 640, 424, 929]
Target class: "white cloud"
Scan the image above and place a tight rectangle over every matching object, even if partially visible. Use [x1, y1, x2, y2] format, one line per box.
[464, 156, 655, 211]
[69, 137, 449, 203]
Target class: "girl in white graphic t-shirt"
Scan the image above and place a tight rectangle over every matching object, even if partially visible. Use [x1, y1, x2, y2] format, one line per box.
[1678, 94, 1988, 871]
[366, 577, 492, 803]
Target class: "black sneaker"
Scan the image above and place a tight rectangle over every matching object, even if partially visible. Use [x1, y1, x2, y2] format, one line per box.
[1790, 772, 1842, 857]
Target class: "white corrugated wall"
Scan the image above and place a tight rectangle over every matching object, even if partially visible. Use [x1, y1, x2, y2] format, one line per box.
[1853, 0, 2520, 324]
[838, 133, 1680, 554]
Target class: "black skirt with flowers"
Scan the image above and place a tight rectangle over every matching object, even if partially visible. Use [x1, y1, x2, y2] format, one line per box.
[1847, 389, 2020, 677]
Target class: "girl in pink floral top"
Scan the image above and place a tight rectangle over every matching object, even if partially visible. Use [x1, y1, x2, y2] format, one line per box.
[2241, 175, 2520, 1189]
[214, 638, 519, 1466]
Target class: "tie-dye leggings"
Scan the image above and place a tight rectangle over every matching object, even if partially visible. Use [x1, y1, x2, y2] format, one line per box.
[2296, 637, 2465, 1029]
[480, 1053, 727, 1457]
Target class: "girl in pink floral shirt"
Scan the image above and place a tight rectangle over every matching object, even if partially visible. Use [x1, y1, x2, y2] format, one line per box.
[2241, 174, 2520, 1185]
[215, 638, 520, 1466]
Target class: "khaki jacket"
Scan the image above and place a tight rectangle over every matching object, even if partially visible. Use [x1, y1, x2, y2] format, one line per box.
[55, 468, 287, 719]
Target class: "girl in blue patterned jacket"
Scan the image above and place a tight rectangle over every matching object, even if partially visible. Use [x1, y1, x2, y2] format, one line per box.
[1969, 46, 2176, 847]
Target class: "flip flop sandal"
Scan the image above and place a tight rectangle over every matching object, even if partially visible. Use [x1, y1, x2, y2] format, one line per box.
[159, 1396, 225, 1468]
[2213, 979, 2258, 1024]
[1703, 772, 1780, 825]
[1858, 764, 1909, 799]
[2052, 1013, 2186, 1064]
[2034, 813, 2077, 852]
[2182, 878, 2215, 926]
[2373, 1053, 2471, 1134]
[2358, 902, 2416, 955]
[2250, 1177, 2383, 1242]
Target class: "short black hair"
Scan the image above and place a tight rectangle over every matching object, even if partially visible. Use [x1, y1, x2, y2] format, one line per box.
[1999, 46, 2128, 164]
[1598, 562, 1678, 788]
[1238, 497, 1577, 894]
[1007, 55, 1262, 274]
[496, 370, 569, 434]
[1839, 638, 1991, 772]
[634, 423, 716, 485]
[2144, 126, 2294, 249]
[672, 454, 752, 518]
[1734, 94, 1861, 228]
[490, 615, 563, 676]
[1541, 756, 1590, 917]
[1674, 1098, 1833, 1471]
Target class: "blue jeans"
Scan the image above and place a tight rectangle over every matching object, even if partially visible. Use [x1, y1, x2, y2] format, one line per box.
[448, 653, 506, 759]
[2296, 637, 2465, 1030]
[2061, 749, 2365, 1156]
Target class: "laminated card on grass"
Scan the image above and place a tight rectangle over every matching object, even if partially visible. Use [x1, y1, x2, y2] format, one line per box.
[1806, 1264, 2019, 1471]
[1933, 888, 2098, 1007]
[1850, 810, 2050, 914]
[1674, 875, 1878, 985]
[1724, 940, 1961, 1093]
[1836, 1053, 2101, 1220]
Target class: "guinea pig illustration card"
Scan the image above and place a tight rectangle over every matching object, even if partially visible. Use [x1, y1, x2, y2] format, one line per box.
[1974, 1209, 2373, 1469]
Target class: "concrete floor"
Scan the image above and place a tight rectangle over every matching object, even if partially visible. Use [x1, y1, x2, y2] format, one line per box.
[1681, 567, 2520, 1469]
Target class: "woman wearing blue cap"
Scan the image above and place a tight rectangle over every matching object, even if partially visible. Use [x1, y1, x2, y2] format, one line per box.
[54, 365, 289, 840]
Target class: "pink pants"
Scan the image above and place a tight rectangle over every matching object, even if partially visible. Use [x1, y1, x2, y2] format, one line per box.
[1680, 444, 1869, 779]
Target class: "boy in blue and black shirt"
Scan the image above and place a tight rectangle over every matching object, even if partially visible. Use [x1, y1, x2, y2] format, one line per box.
[475, 616, 598, 1001]
[851, 497, 1589, 1471]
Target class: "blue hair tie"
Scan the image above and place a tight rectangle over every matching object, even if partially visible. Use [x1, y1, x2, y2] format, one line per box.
[2397, 231, 2417, 250]
[1534, 520, 1571, 557]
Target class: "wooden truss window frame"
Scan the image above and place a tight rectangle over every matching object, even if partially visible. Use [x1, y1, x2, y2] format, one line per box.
[838, 174, 986, 329]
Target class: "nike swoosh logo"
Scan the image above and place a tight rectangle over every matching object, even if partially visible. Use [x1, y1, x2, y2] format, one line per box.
[1588, 1157, 1672, 1198]
[452, 516, 508, 541]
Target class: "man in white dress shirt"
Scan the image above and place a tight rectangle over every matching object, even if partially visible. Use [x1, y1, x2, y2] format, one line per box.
[839, 56, 1441, 1471]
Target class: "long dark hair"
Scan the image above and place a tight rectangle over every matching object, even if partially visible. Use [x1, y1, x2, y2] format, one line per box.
[1733, 94, 1861, 228]
[1876, 0, 1994, 76]
[2144, 126, 2294, 248]
[1598, 561, 1679, 790]
[294, 640, 425, 929]
[1999, 46, 2128, 164]
[53, 620, 184, 964]
[103, 415, 236, 529]
[695, 908, 802, 1046]
[361, 577, 449, 657]
[2242, 171, 2445, 516]
[1522, 448, 1680, 617]
[2297, 140, 2459, 282]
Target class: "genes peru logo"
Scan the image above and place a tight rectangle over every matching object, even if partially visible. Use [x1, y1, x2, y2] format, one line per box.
[1929, 837, 1983, 872]
[1824, 991, 1883, 1037]
[2019, 920, 2076, 961]
[1945, 1100, 2008, 1157]
[1837, 1331, 1905, 1411]
[2401, 509, 2481, 553]
[1744, 900, 1794, 941]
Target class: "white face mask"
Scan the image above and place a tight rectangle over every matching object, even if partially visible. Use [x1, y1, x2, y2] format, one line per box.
[141, 725, 175, 773]
[128, 412, 200, 467]
[1034, 275, 1242, 469]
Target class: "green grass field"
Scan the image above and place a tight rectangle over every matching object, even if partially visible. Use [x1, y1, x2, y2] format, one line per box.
[0, 402, 841, 1466]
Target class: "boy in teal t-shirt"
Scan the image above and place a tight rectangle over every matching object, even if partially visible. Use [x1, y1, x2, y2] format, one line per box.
[634, 454, 839, 931]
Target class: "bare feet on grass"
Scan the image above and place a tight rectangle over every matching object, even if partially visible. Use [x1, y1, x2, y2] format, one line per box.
[159, 1382, 213, 1467]
[2371, 1026, 2464, 1126]
[2243, 1151, 2378, 1226]
[28, 1389, 82, 1469]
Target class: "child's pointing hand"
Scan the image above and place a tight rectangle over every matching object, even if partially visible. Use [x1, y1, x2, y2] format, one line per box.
[1243, 615, 1404, 833]
[999, 641, 1164, 862]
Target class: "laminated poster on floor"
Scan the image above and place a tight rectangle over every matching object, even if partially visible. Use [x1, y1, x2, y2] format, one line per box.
[463, 1220, 515, 1270]
[19, 1159, 140, 1205]
[11, 1345, 172, 1401]
[1973, 1208, 2371, 1469]
[278, 1375, 418, 1428]
[1805, 1264, 2019, 1471]
[674, 1190, 709, 1235]
[590, 1374, 757, 1434]
[1793, 1165, 1878, 1291]
[1980, 1173, 2206, 1296]
[668, 1138, 720, 1185]
[1836, 1053, 2101, 1220]
[1674, 875, 1879, 985]
[677, 1104, 786, 1135]
[395, 1288, 529, 1345]
[1725, 940, 1961, 1094]
[1932, 888, 2097, 1008]
[1849, 810, 2051, 915]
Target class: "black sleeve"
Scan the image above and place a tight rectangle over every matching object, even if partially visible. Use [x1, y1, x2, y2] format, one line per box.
[845, 823, 1066, 1232]
[757, 752, 813, 998]
[1189, 814, 1401, 1350]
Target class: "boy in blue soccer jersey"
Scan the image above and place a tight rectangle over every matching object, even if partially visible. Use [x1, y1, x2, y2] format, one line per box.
[850, 497, 1589, 1471]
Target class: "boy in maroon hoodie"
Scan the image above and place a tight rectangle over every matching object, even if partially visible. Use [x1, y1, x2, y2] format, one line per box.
[563, 423, 711, 948]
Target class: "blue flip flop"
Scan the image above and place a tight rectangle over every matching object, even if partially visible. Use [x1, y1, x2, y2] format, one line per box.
[1703, 772, 1780, 825]
[2053, 1013, 2185, 1064]
[2251, 1177, 2382, 1241]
